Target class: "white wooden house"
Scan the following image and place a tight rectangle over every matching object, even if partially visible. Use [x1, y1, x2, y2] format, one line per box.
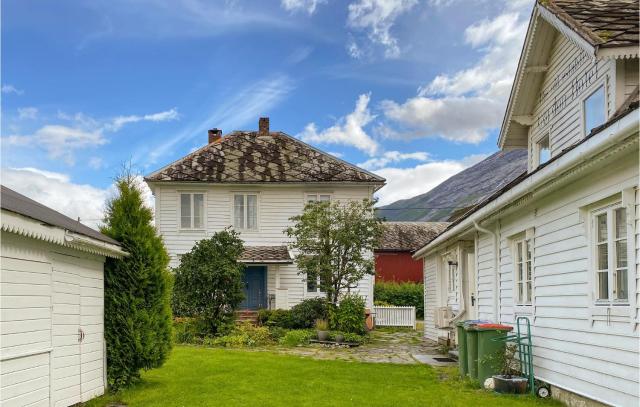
[145, 118, 385, 310]
[414, 1, 639, 405]
[0, 186, 125, 406]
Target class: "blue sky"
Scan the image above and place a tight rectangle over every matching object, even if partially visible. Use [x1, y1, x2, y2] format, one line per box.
[1, 0, 532, 226]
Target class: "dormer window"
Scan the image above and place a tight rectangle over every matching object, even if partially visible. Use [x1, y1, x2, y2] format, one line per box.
[583, 85, 605, 136]
[533, 133, 550, 169]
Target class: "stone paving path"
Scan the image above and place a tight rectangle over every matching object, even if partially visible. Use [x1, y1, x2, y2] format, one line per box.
[267, 328, 442, 364]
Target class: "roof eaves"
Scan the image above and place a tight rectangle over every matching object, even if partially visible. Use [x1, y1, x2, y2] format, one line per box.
[416, 105, 639, 258]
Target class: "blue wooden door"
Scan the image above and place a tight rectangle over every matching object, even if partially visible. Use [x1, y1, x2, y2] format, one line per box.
[240, 266, 267, 310]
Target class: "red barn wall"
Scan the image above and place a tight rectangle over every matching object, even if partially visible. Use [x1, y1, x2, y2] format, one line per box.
[374, 251, 423, 283]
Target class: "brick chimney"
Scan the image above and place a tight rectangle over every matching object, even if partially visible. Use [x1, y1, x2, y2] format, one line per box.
[258, 117, 269, 137]
[208, 128, 222, 143]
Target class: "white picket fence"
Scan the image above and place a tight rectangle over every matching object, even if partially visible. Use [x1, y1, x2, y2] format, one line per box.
[373, 306, 416, 329]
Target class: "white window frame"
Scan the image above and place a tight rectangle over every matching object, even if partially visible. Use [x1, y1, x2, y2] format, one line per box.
[232, 192, 259, 231]
[306, 193, 332, 203]
[582, 83, 607, 137]
[532, 132, 551, 169]
[306, 273, 325, 294]
[512, 236, 533, 306]
[178, 191, 206, 230]
[591, 201, 630, 305]
[445, 256, 457, 294]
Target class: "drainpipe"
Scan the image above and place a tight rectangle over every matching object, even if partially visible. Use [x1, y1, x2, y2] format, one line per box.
[473, 220, 499, 322]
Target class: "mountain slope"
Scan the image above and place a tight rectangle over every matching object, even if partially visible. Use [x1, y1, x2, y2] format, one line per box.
[377, 149, 528, 222]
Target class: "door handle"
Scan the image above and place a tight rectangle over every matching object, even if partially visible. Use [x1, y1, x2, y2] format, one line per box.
[78, 328, 85, 343]
[471, 294, 476, 306]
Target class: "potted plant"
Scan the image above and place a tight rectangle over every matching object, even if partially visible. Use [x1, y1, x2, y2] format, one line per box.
[315, 319, 329, 341]
[334, 332, 345, 343]
[490, 344, 528, 394]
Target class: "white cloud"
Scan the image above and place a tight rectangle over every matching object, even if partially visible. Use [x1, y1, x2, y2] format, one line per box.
[142, 75, 294, 166]
[373, 154, 487, 206]
[5, 125, 107, 165]
[88, 156, 106, 170]
[1, 167, 154, 229]
[380, 4, 529, 143]
[358, 150, 429, 170]
[347, 0, 418, 58]
[1, 84, 24, 95]
[18, 107, 38, 120]
[298, 93, 379, 156]
[105, 107, 179, 131]
[2, 168, 109, 229]
[281, 0, 326, 15]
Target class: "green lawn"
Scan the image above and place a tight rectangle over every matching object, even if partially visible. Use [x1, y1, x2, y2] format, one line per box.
[87, 346, 557, 407]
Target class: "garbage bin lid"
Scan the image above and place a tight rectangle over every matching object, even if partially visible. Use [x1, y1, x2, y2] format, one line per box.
[462, 319, 490, 326]
[475, 323, 513, 331]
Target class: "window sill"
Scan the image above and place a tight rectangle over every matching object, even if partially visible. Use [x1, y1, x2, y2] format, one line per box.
[179, 228, 206, 232]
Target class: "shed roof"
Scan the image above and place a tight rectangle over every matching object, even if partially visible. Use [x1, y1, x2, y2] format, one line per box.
[539, 0, 639, 48]
[376, 222, 450, 252]
[145, 131, 385, 186]
[1, 185, 119, 245]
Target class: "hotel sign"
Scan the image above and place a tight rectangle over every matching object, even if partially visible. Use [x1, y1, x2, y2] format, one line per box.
[535, 51, 598, 129]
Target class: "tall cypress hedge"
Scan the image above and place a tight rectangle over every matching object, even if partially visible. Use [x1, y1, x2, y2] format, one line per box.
[101, 173, 173, 390]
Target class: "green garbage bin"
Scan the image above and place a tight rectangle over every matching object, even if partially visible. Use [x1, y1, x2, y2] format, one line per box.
[456, 322, 468, 377]
[464, 325, 479, 380]
[476, 324, 513, 385]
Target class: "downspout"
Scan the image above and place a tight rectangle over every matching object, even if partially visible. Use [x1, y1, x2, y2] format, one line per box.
[473, 221, 499, 322]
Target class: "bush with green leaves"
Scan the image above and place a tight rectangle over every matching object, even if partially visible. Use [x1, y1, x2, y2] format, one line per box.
[374, 282, 424, 319]
[333, 294, 366, 334]
[172, 229, 245, 336]
[278, 329, 314, 347]
[101, 172, 173, 391]
[206, 322, 273, 347]
[257, 309, 295, 329]
[290, 297, 329, 328]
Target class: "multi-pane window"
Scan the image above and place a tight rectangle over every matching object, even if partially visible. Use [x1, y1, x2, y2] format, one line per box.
[307, 273, 326, 293]
[233, 194, 258, 230]
[447, 261, 457, 293]
[180, 193, 204, 229]
[593, 205, 628, 302]
[536, 134, 550, 167]
[584, 85, 605, 136]
[514, 238, 533, 305]
[307, 194, 331, 203]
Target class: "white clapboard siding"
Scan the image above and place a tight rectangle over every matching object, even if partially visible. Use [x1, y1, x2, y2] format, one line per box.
[423, 257, 438, 341]
[1, 252, 52, 407]
[154, 184, 376, 307]
[1, 231, 107, 407]
[373, 306, 416, 329]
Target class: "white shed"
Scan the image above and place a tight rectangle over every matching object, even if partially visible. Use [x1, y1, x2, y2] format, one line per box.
[0, 186, 125, 407]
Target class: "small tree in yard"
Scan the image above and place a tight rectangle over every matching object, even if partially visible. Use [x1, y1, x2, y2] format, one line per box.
[101, 172, 173, 391]
[285, 199, 382, 305]
[172, 229, 245, 336]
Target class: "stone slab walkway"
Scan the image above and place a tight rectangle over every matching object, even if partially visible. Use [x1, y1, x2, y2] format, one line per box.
[268, 328, 443, 364]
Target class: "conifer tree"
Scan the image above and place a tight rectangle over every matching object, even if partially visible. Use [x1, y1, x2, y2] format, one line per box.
[101, 171, 172, 390]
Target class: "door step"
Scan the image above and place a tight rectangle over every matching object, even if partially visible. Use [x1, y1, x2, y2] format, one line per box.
[448, 349, 459, 360]
[235, 310, 259, 325]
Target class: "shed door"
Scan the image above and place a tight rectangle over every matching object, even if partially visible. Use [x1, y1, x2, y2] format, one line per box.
[52, 262, 82, 407]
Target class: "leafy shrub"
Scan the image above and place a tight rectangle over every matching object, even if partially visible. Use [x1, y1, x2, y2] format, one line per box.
[206, 322, 273, 347]
[101, 172, 173, 391]
[290, 298, 329, 328]
[341, 332, 367, 345]
[374, 282, 424, 318]
[373, 300, 393, 306]
[279, 329, 314, 347]
[257, 309, 295, 329]
[172, 229, 245, 336]
[333, 294, 366, 334]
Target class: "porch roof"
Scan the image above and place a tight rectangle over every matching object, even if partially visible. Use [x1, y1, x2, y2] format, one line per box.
[240, 245, 293, 264]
